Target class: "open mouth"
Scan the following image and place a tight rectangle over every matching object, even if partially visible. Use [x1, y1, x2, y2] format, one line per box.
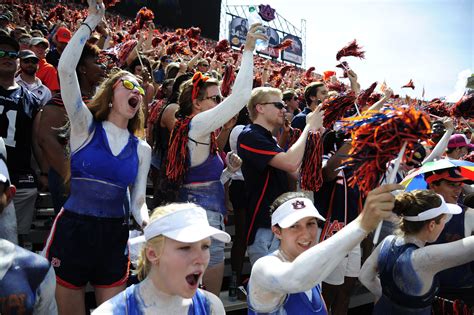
[128, 96, 139, 108]
[185, 272, 201, 287]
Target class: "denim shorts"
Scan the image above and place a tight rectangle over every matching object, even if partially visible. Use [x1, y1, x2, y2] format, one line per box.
[205, 210, 226, 267]
[247, 228, 280, 265]
[178, 181, 227, 266]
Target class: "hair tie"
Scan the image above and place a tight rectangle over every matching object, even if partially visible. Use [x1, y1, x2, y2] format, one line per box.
[192, 72, 209, 101]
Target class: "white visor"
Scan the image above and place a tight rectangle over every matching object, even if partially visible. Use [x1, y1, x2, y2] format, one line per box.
[403, 194, 462, 222]
[143, 206, 231, 243]
[271, 197, 325, 228]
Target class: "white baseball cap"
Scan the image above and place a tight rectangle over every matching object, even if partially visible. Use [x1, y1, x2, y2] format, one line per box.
[271, 197, 325, 228]
[143, 205, 231, 243]
[403, 194, 462, 222]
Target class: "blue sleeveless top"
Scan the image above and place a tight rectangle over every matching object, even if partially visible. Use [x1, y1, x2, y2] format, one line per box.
[374, 236, 439, 315]
[0, 243, 51, 315]
[184, 153, 224, 184]
[64, 121, 139, 217]
[248, 284, 327, 315]
[431, 209, 474, 288]
[108, 284, 210, 314]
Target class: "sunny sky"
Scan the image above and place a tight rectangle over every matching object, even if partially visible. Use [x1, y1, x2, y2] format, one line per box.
[222, 0, 473, 101]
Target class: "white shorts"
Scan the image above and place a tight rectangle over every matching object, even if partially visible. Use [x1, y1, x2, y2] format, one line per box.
[323, 244, 361, 285]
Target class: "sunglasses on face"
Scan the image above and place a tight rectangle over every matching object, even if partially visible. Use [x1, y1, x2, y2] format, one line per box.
[0, 50, 19, 59]
[293, 96, 299, 101]
[114, 79, 145, 96]
[202, 95, 222, 103]
[21, 58, 39, 65]
[200, 64, 210, 68]
[262, 101, 286, 110]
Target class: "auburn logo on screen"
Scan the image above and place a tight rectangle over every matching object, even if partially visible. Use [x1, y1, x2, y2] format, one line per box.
[258, 5, 276, 22]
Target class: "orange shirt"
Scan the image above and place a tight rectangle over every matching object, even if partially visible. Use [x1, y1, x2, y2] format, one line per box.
[37, 58, 60, 93]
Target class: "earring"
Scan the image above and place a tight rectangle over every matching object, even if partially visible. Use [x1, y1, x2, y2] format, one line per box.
[108, 103, 112, 108]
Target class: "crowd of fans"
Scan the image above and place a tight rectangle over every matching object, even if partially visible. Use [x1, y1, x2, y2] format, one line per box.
[0, 0, 473, 314]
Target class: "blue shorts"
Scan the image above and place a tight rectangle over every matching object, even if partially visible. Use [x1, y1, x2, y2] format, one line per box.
[43, 210, 130, 289]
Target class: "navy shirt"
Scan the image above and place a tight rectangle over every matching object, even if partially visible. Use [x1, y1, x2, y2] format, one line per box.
[238, 124, 289, 245]
[291, 107, 312, 131]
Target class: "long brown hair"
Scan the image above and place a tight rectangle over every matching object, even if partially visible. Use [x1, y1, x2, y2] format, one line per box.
[87, 70, 145, 136]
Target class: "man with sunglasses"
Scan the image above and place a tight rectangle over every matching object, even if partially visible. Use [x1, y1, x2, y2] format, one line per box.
[0, 36, 43, 247]
[15, 50, 52, 106]
[238, 86, 324, 264]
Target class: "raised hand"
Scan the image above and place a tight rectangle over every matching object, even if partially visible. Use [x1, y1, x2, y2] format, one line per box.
[358, 184, 404, 232]
[244, 23, 269, 52]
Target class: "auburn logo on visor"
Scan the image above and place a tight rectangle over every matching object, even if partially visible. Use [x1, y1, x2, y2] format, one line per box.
[292, 200, 306, 210]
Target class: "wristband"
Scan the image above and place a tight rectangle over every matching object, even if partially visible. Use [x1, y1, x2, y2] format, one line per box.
[81, 22, 94, 35]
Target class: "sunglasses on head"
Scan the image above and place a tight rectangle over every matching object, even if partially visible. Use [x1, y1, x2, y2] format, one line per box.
[262, 101, 286, 110]
[202, 95, 222, 103]
[0, 50, 19, 59]
[114, 79, 145, 96]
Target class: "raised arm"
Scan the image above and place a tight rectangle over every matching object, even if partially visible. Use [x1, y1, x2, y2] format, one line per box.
[188, 24, 265, 139]
[423, 118, 454, 164]
[130, 140, 152, 227]
[359, 241, 383, 299]
[57, 0, 103, 149]
[249, 184, 402, 311]
[411, 235, 474, 294]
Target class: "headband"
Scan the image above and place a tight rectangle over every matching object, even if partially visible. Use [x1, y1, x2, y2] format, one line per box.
[192, 72, 210, 101]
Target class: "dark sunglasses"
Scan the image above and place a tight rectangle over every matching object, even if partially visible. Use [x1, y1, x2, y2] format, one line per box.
[200, 63, 210, 68]
[262, 101, 286, 110]
[202, 95, 222, 103]
[293, 96, 299, 101]
[0, 50, 19, 59]
[21, 58, 39, 64]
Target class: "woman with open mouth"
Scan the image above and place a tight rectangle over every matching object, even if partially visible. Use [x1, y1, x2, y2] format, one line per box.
[93, 203, 230, 314]
[42, 0, 151, 314]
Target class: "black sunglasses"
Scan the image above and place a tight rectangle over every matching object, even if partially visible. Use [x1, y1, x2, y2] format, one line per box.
[202, 95, 222, 103]
[0, 50, 19, 59]
[262, 101, 286, 110]
[21, 58, 39, 64]
[293, 96, 299, 101]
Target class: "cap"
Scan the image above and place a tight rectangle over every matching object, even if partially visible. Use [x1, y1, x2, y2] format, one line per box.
[448, 134, 473, 149]
[407, 143, 426, 166]
[18, 50, 39, 61]
[271, 197, 325, 228]
[29, 37, 49, 47]
[143, 206, 231, 243]
[55, 27, 71, 43]
[425, 168, 470, 185]
[403, 194, 461, 222]
[0, 35, 19, 52]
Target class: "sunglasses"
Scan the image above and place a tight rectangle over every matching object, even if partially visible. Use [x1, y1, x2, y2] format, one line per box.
[0, 50, 19, 59]
[114, 79, 145, 96]
[202, 95, 222, 103]
[262, 101, 286, 110]
[21, 58, 39, 64]
[200, 64, 210, 68]
[293, 96, 299, 101]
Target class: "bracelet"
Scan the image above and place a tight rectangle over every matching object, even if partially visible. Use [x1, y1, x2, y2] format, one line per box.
[81, 22, 94, 35]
